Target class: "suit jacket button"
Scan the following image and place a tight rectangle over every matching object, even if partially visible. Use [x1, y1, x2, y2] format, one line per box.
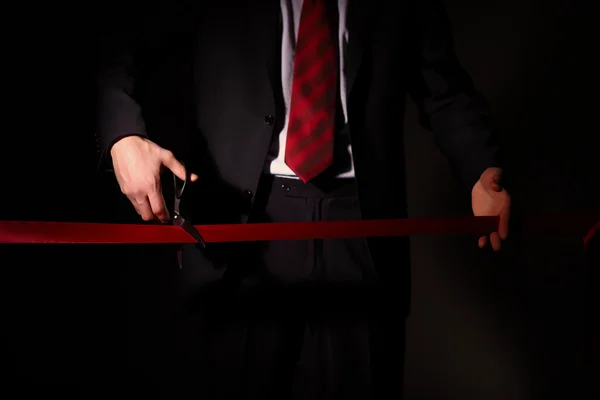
[243, 189, 253, 199]
[264, 115, 275, 125]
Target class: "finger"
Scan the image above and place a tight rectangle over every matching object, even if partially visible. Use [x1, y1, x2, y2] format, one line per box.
[161, 150, 187, 181]
[161, 150, 199, 182]
[498, 202, 510, 240]
[135, 197, 155, 221]
[490, 232, 502, 251]
[148, 189, 170, 222]
[491, 182, 502, 192]
[127, 195, 141, 215]
[478, 236, 488, 248]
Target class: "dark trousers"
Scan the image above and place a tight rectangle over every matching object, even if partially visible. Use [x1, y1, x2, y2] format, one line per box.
[176, 176, 406, 399]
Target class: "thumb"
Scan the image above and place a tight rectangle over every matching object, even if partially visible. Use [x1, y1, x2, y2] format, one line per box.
[486, 168, 504, 192]
[161, 150, 199, 182]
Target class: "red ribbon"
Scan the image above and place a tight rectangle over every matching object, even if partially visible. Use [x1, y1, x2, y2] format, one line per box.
[0, 210, 598, 246]
[1, 211, 598, 357]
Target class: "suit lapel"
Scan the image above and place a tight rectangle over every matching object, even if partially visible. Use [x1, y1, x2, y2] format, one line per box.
[345, 0, 371, 95]
[250, 0, 283, 108]
[266, 4, 283, 100]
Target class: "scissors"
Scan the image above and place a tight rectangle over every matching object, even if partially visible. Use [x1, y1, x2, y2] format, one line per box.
[173, 167, 207, 249]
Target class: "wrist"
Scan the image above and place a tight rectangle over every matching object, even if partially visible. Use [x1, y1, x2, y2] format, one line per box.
[109, 134, 145, 158]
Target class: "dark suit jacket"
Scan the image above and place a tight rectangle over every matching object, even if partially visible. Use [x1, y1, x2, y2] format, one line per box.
[96, 0, 500, 309]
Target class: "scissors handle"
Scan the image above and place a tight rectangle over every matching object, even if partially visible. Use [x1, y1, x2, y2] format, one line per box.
[174, 167, 191, 200]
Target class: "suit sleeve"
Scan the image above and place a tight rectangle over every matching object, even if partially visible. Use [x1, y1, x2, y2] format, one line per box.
[95, 23, 150, 170]
[407, 0, 502, 190]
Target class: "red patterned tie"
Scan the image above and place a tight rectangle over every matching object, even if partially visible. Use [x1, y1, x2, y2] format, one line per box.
[285, 0, 337, 183]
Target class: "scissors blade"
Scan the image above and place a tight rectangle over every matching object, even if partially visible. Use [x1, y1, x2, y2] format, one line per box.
[174, 213, 207, 248]
[183, 223, 207, 248]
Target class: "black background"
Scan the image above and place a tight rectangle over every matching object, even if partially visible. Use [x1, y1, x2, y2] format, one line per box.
[1, 0, 598, 399]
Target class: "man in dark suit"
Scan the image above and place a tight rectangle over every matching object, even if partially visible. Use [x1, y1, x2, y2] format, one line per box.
[97, 0, 511, 398]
